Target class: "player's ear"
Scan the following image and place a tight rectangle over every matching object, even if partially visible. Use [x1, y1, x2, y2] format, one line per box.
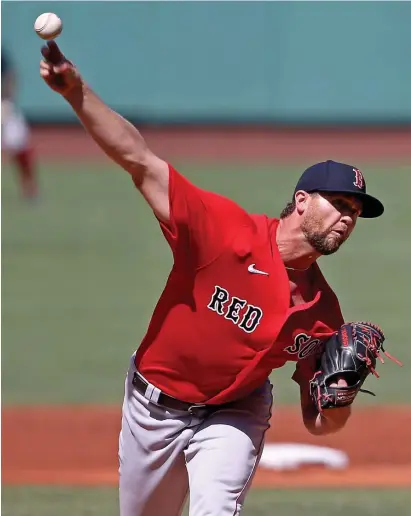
[295, 190, 310, 215]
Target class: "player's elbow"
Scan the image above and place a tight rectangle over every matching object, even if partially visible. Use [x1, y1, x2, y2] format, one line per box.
[120, 145, 150, 177]
[123, 148, 159, 182]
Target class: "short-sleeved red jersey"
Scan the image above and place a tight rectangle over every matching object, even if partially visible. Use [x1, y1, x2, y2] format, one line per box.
[135, 165, 344, 404]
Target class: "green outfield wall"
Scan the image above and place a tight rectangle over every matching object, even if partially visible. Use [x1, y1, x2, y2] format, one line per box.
[2, 1, 410, 124]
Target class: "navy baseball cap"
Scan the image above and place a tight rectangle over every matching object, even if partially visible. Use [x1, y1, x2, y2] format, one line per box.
[294, 160, 384, 218]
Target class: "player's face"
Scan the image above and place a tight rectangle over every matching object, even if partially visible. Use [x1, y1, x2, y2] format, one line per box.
[301, 192, 362, 255]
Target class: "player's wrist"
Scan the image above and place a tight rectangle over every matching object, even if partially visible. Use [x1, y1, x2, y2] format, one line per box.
[317, 405, 351, 432]
[63, 81, 86, 108]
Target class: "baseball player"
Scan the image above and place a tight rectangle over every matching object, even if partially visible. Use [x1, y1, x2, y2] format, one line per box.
[2, 49, 39, 200]
[39, 42, 388, 516]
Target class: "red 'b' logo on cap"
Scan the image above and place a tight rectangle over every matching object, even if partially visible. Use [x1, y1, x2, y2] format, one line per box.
[353, 168, 364, 189]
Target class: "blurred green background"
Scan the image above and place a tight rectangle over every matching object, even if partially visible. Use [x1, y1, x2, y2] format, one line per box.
[2, 1, 410, 515]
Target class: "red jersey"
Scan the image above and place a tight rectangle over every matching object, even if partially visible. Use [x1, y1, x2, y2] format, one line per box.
[135, 165, 344, 404]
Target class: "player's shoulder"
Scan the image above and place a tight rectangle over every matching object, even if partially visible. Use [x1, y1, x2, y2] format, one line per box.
[249, 212, 276, 223]
[249, 213, 280, 235]
[171, 162, 252, 212]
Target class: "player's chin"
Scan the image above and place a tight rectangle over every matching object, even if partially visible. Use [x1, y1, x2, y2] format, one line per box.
[319, 239, 343, 256]
[323, 233, 349, 255]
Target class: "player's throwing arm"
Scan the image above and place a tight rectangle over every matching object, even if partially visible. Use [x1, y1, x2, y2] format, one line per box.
[36, 17, 171, 224]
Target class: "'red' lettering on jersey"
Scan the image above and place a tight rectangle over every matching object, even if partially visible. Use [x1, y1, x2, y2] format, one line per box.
[135, 164, 344, 405]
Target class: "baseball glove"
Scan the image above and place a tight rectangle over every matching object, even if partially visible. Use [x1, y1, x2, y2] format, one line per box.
[310, 321, 402, 412]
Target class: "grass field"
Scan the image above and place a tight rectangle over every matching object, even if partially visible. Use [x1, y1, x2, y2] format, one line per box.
[2, 487, 411, 516]
[2, 161, 410, 405]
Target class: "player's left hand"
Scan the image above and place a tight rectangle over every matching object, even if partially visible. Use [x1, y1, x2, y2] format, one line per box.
[310, 321, 402, 413]
[312, 377, 351, 432]
[321, 377, 351, 424]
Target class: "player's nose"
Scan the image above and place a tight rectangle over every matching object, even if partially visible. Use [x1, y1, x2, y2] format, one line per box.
[340, 212, 356, 227]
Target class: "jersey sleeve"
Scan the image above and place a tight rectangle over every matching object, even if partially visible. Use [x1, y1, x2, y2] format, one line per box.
[159, 164, 250, 268]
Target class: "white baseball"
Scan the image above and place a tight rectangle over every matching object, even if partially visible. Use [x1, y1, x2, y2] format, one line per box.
[34, 13, 63, 41]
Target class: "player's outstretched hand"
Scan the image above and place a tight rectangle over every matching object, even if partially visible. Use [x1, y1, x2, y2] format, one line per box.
[40, 41, 82, 97]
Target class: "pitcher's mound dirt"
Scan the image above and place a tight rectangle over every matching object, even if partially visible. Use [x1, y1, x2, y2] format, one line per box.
[2, 405, 410, 488]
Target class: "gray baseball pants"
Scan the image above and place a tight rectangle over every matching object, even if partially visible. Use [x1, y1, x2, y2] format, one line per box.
[118, 354, 273, 516]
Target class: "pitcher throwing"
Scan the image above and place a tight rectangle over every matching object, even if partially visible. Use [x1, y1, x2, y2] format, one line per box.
[39, 41, 399, 516]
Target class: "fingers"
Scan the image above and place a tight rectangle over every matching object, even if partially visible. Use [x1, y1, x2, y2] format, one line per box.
[40, 45, 49, 59]
[47, 40, 61, 54]
[39, 42, 80, 94]
[40, 68, 49, 79]
[40, 57, 71, 78]
[39, 59, 51, 78]
[53, 61, 71, 75]
[40, 37, 72, 77]
[329, 378, 348, 388]
[41, 40, 64, 65]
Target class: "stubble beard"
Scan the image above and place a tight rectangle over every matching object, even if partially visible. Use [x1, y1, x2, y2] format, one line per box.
[301, 211, 345, 256]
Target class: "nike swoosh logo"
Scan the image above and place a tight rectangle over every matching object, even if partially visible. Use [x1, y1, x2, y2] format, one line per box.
[248, 264, 269, 276]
